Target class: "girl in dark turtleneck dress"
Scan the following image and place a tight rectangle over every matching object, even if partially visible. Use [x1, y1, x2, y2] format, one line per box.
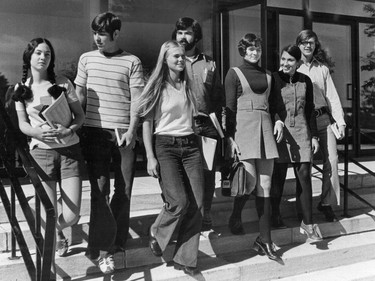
[224, 33, 283, 262]
[271, 45, 322, 242]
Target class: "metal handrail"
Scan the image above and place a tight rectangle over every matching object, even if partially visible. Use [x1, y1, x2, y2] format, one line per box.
[343, 126, 375, 214]
[0, 98, 56, 281]
[312, 126, 375, 218]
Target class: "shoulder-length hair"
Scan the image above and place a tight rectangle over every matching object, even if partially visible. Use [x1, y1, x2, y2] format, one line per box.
[238, 33, 262, 57]
[137, 40, 197, 117]
[296, 29, 335, 71]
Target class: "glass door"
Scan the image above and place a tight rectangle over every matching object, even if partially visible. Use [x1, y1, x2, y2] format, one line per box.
[358, 22, 375, 153]
[220, 2, 263, 79]
[312, 22, 355, 150]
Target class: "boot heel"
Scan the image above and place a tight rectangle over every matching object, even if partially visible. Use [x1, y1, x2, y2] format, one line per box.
[252, 242, 260, 252]
[252, 241, 265, 255]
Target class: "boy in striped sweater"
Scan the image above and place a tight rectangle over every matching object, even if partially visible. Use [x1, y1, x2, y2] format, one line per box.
[75, 11, 144, 274]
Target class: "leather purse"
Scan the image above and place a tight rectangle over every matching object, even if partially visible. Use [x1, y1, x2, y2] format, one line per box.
[221, 156, 248, 197]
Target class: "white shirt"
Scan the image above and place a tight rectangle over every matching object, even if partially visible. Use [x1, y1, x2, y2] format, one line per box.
[298, 58, 346, 127]
[152, 83, 194, 136]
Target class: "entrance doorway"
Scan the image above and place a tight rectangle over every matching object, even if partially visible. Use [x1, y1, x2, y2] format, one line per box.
[220, 3, 375, 156]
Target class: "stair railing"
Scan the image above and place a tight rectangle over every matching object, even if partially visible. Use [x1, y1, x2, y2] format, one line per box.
[0, 98, 55, 281]
[312, 126, 375, 218]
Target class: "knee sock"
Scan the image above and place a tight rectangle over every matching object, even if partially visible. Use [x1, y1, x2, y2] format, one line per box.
[230, 195, 249, 219]
[256, 196, 271, 243]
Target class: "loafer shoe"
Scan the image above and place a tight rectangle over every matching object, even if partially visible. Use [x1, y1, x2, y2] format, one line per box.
[149, 227, 162, 257]
[252, 236, 282, 262]
[174, 262, 199, 276]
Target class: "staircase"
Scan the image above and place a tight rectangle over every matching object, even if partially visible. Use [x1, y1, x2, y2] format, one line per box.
[1, 160, 375, 280]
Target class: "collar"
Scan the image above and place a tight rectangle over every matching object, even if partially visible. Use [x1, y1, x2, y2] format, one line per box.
[302, 56, 320, 69]
[102, 49, 123, 57]
[277, 70, 300, 84]
[187, 49, 207, 63]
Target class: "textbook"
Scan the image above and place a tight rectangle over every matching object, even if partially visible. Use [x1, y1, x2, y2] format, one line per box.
[209, 112, 224, 138]
[330, 122, 341, 139]
[209, 112, 225, 157]
[41, 93, 72, 144]
[115, 128, 128, 146]
[198, 136, 217, 171]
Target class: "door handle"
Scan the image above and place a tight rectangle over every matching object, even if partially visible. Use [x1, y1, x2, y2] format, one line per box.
[346, 83, 352, 100]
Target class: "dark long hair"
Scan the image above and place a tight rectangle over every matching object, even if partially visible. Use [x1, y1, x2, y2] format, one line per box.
[12, 38, 57, 102]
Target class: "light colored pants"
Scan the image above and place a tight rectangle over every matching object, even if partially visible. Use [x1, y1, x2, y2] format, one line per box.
[316, 113, 340, 205]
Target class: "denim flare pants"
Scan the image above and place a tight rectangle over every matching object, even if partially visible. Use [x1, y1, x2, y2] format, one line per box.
[151, 134, 204, 267]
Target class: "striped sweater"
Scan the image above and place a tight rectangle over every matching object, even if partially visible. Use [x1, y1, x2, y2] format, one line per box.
[74, 50, 144, 129]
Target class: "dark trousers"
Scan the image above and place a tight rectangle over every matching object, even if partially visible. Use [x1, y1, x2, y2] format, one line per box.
[194, 116, 221, 228]
[271, 162, 313, 225]
[151, 134, 204, 267]
[82, 127, 136, 257]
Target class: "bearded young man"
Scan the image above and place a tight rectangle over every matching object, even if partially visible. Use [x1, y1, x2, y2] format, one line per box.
[172, 17, 224, 237]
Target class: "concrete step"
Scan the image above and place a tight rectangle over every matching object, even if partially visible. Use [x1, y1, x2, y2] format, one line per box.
[273, 259, 375, 281]
[1, 160, 373, 223]
[1, 211, 375, 280]
[1, 179, 374, 253]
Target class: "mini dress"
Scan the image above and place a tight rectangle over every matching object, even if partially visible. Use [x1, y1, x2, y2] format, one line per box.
[232, 67, 279, 160]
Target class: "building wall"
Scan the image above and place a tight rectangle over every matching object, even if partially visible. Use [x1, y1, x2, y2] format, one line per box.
[109, 0, 215, 75]
[0, 0, 102, 85]
[0, 0, 216, 86]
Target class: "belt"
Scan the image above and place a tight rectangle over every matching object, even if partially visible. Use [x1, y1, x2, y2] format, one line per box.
[155, 134, 196, 145]
[314, 107, 330, 117]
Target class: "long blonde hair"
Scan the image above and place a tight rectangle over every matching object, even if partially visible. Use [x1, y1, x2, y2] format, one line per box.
[137, 40, 197, 117]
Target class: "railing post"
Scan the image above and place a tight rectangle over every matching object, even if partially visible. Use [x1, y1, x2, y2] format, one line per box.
[8, 147, 20, 261]
[343, 126, 349, 217]
[9, 188, 20, 260]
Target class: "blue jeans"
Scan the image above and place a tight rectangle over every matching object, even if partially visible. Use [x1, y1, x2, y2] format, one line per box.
[194, 116, 221, 229]
[151, 134, 204, 267]
[316, 114, 340, 205]
[81, 126, 137, 256]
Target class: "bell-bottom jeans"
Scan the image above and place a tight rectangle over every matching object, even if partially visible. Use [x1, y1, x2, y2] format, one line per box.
[150, 134, 204, 267]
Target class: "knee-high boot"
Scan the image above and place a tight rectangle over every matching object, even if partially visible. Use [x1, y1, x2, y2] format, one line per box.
[228, 195, 249, 235]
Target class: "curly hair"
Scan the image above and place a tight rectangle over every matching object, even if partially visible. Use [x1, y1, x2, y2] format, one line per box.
[238, 33, 262, 57]
[171, 17, 202, 42]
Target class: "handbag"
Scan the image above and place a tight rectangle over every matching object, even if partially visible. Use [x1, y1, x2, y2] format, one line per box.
[221, 155, 248, 197]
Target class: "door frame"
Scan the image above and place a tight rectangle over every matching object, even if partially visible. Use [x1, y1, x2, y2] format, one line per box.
[219, 0, 266, 79]
[218, 1, 375, 156]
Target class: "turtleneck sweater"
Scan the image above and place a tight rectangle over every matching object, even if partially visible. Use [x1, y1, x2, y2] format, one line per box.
[224, 59, 277, 137]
